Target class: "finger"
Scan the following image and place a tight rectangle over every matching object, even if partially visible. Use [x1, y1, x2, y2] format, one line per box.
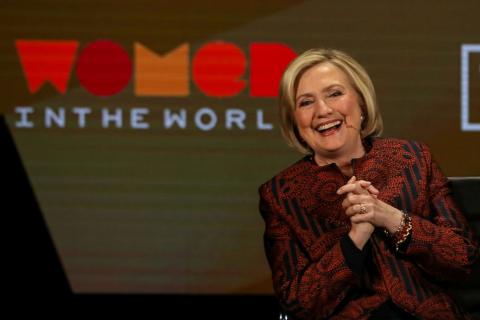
[337, 183, 356, 195]
[345, 204, 365, 216]
[342, 194, 358, 207]
[337, 176, 358, 195]
[353, 182, 372, 195]
[364, 184, 380, 195]
[350, 194, 373, 205]
[342, 194, 359, 208]
[358, 180, 379, 195]
[345, 206, 356, 216]
[358, 180, 372, 187]
[367, 186, 379, 196]
[338, 182, 369, 195]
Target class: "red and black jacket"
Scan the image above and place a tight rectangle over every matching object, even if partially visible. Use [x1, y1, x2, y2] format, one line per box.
[258, 138, 478, 320]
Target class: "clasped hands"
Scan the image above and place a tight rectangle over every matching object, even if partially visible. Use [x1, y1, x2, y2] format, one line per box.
[337, 176, 403, 249]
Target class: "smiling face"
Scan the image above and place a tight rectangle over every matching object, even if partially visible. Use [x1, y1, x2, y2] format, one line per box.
[294, 62, 365, 163]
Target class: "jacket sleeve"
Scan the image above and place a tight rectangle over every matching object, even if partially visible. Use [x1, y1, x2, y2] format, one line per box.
[259, 183, 365, 320]
[403, 143, 479, 280]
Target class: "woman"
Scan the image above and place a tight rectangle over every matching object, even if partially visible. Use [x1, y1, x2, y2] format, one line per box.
[258, 49, 478, 319]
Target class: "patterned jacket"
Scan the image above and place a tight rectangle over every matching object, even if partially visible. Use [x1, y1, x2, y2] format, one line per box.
[258, 138, 478, 320]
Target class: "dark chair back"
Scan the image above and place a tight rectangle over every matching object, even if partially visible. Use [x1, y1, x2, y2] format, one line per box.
[448, 177, 480, 314]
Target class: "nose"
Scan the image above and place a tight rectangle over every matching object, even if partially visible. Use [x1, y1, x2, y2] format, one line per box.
[313, 98, 333, 117]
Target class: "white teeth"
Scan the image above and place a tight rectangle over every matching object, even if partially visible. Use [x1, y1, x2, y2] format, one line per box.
[317, 120, 342, 131]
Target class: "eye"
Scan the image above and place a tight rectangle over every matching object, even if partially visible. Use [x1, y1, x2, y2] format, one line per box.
[328, 90, 343, 98]
[298, 99, 313, 107]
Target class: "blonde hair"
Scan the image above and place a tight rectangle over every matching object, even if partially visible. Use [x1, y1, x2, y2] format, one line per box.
[279, 48, 383, 154]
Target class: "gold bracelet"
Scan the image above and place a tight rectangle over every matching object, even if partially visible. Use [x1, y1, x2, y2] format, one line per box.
[394, 214, 412, 252]
[384, 211, 412, 252]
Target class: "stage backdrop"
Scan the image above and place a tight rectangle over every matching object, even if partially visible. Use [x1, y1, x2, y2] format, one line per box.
[1, 0, 479, 294]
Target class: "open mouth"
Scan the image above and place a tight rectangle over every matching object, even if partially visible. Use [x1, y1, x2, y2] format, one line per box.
[316, 120, 343, 136]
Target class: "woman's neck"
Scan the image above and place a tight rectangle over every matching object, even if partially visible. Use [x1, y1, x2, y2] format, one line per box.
[313, 143, 366, 176]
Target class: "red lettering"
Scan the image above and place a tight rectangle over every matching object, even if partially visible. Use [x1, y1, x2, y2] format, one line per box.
[192, 42, 246, 97]
[250, 43, 296, 97]
[17, 39, 295, 98]
[76, 40, 132, 96]
[15, 40, 79, 94]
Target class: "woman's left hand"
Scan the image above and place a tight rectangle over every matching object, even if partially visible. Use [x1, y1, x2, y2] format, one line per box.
[337, 177, 403, 233]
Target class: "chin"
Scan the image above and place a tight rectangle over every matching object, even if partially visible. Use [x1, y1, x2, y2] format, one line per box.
[314, 143, 345, 155]
[318, 138, 346, 152]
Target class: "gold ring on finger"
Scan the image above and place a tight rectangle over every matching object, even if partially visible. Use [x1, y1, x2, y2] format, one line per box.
[359, 204, 367, 214]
